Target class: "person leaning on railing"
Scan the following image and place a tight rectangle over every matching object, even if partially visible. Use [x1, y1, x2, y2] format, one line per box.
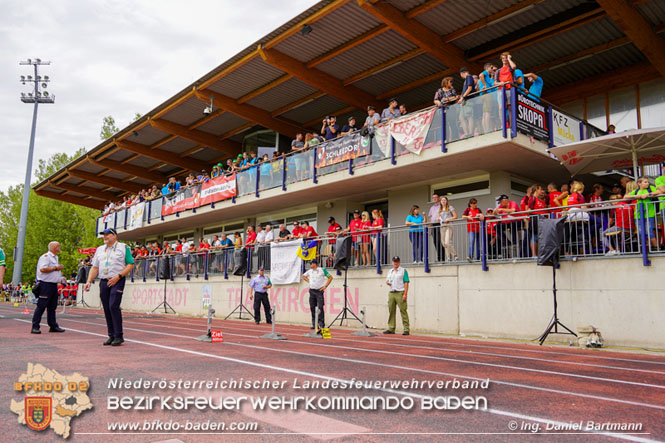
[624, 176, 660, 250]
[462, 198, 483, 262]
[438, 196, 458, 262]
[602, 195, 635, 255]
[405, 205, 425, 264]
[433, 77, 459, 141]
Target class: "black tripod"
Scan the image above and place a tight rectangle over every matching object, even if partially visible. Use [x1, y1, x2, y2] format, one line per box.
[225, 273, 255, 320]
[77, 283, 92, 308]
[152, 257, 175, 314]
[328, 266, 362, 327]
[537, 264, 576, 345]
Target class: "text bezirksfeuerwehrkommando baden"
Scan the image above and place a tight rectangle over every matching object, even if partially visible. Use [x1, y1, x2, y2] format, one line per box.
[107, 377, 490, 391]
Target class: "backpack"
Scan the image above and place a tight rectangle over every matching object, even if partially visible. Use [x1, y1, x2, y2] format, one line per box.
[577, 325, 604, 348]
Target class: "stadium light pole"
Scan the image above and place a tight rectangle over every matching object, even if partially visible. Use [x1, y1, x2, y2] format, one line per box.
[13, 59, 55, 285]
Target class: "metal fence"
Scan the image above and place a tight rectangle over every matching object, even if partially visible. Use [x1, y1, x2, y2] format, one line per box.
[127, 197, 664, 282]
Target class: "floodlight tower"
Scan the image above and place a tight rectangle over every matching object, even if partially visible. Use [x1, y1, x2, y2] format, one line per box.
[13, 59, 55, 285]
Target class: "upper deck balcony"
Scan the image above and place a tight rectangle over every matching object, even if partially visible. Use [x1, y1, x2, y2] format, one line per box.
[97, 87, 606, 240]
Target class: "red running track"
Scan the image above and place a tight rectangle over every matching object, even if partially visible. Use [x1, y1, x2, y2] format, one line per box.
[1, 304, 664, 442]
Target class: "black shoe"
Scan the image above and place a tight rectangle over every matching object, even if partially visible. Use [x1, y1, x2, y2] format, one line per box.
[267, 321, 272, 324]
[402, 331, 410, 336]
[103, 337, 114, 346]
[111, 336, 124, 346]
[49, 327, 65, 333]
[383, 330, 395, 334]
[310, 326, 315, 330]
[31, 328, 41, 334]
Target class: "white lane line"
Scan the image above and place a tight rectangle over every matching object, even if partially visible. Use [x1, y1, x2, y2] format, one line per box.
[109, 317, 665, 389]
[56, 317, 665, 412]
[147, 319, 665, 375]
[40, 306, 665, 366]
[137, 310, 665, 366]
[15, 318, 658, 443]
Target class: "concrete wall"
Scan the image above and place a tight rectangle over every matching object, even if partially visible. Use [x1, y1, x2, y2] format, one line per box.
[80, 256, 665, 349]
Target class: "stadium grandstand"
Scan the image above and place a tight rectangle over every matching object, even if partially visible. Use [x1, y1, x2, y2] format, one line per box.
[34, 0, 665, 347]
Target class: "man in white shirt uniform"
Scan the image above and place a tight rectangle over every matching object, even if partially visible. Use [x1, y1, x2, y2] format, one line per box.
[31, 242, 66, 334]
[256, 225, 267, 270]
[262, 225, 274, 270]
[302, 261, 333, 330]
[384, 256, 410, 336]
[85, 228, 135, 346]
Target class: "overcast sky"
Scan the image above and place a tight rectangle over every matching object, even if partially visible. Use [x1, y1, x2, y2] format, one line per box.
[0, 0, 315, 193]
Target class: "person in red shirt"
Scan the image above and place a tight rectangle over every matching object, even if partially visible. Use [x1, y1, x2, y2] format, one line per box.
[547, 182, 566, 216]
[602, 195, 635, 254]
[325, 217, 343, 266]
[289, 221, 304, 240]
[343, 210, 364, 265]
[520, 186, 534, 212]
[527, 185, 549, 256]
[485, 208, 498, 258]
[301, 221, 318, 240]
[462, 198, 483, 261]
[493, 194, 524, 258]
[587, 183, 604, 205]
[370, 209, 385, 263]
[358, 211, 372, 266]
[245, 226, 257, 248]
[196, 237, 210, 275]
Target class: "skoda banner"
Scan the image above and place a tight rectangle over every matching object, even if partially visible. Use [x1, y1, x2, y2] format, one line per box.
[516, 91, 549, 142]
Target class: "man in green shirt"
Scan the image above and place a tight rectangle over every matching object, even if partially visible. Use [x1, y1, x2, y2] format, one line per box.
[625, 176, 659, 249]
[0, 248, 5, 285]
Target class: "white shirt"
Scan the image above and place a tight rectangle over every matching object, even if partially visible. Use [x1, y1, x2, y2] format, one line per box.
[303, 268, 331, 290]
[256, 230, 267, 244]
[264, 230, 274, 242]
[387, 267, 409, 292]
[182, 242, 191, 254]
[92, 241, 133, 279]
[36, 251, 63, 283]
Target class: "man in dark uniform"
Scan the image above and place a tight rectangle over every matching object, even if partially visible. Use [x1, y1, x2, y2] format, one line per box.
[85, 228, 135, 346]
[31, 242, 66, 334]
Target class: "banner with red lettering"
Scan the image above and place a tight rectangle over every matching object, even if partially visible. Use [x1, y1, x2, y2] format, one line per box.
[198, 174, 237, 206]
[161, 184, 201, 216]
[373, 108, 437, 156]
[77, 248, 97, 255]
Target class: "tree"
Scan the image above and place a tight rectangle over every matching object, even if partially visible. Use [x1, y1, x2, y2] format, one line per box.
[100, 115, 119, 140]
[0, 151, 101, 284]
[132, 112, 142, 122]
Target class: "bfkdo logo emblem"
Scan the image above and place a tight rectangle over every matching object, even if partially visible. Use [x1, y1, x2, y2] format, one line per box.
[25, 397, 52, 431]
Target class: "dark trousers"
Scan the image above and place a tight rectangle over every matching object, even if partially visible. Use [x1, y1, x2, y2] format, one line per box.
[32, 282, 59, 330]
[100, 277, 125, 338]
[430, 224, 445, 261]
[309, 288, 325, 329]
[253, 292, 272, 323]
[409, 231, 424, 262]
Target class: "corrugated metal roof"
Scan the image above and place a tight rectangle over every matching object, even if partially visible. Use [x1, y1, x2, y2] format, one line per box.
[245, 77, 319, 113]
[512, 18, 625, 71]
[189, 148, 223, 162]
[540, 44, 646, 88]
[415, 0, 520, 36]
[273, 1, 382, 63]
[155, 137, 198, 154]
[106, 150, 136, 163]
[130, 125, 171, 146]
[280, 94, 348, 124]
[316, 29, 418, 80]
[353, 53, 446, 96]
[196, 112, 251, 136]
[385, 0, 426, 13]
[391, 80, 440, 110]
[207, 57, 286, 100]
[160, 96, 209, 127]
[454, 0, 584, 51]
[639, 0, 665, 26]
[126, 156, 162, 169]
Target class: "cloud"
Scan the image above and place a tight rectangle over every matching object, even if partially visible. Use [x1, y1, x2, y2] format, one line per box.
[0, 0, 314, 193]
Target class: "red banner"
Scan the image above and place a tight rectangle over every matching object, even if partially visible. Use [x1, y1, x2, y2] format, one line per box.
[198, 174, 237, 206]
[161, 184, 201, 216]
[78, 248, 97, 255]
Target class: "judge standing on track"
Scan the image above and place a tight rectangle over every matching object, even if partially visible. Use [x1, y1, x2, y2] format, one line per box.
[31, 242, 66, 334]
[84, 228, 134, 347]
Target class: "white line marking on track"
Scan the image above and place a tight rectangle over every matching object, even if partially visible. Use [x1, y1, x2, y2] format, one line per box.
[15, 318, 659, 443]
[55, 317, 665, 412]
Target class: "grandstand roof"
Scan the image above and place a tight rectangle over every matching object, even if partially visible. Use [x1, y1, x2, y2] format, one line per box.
[35, 0, 665, 209]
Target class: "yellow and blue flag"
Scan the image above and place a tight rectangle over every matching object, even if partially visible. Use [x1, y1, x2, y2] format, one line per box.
[296, 240, 317, 261]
